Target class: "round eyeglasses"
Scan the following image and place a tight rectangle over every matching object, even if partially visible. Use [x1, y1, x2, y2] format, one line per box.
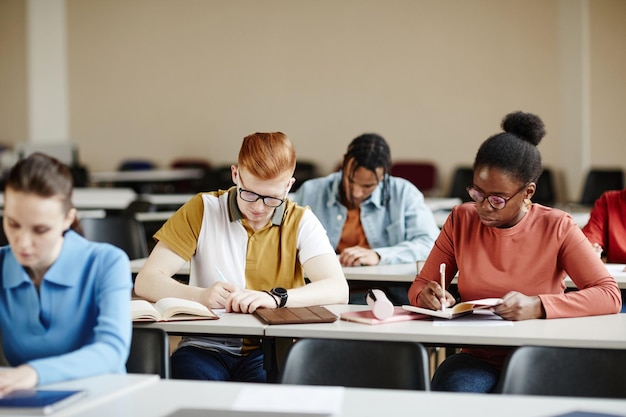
[466, 183, 528, 210]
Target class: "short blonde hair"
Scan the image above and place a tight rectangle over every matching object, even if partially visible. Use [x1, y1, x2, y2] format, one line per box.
[238, 132, 296, 180]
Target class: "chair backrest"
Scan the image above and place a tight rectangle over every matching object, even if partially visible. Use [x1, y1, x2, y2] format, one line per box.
[447, 166, 474, 202]
[126, 327, 170, 378]
[80, 216, 149, 259]
[533, 168, 557, 206]
[0, 218, 7, 247]
[280, 338, 430, 390]
[579, 169, 624, 206]
[498, 345, 626, 399]
[391, 162, 438, 196]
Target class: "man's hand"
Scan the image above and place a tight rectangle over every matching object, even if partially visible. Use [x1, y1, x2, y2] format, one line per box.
[339, 246, 380, 266]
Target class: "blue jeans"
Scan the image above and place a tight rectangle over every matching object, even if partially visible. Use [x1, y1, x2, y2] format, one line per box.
[431, 353, 500, 393]
[171, 345, 266, 382]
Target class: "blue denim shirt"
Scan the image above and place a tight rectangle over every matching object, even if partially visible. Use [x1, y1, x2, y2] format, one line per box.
[291, 172, 440, 264]
[0, 230, 132, 385]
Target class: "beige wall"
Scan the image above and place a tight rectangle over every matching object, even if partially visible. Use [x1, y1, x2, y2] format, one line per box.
[1, 0, 625, 201]
[590, 0, 626, 166]
[0, 0, 28, 145]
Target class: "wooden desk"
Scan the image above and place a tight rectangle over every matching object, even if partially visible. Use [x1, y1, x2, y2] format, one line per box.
[265, 304, 626, 350]
[53, 378, 626, 417]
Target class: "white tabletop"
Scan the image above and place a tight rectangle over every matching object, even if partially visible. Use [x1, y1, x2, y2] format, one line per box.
[90, 168, 204, 183]
[52, 378, 626, 417]
[0, 187, 138, 210]
[264, 304, 626, 350]
[40, 373, 158, 417]
[129, 258, 626, 290]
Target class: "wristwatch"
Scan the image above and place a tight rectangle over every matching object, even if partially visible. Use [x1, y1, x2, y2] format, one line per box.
[270, 287, 288, 308]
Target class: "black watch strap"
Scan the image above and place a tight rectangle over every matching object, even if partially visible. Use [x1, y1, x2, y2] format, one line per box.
[263, 290, 280, 308]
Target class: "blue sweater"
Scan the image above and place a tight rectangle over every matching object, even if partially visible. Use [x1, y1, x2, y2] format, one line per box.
[0, 230, 132, 385]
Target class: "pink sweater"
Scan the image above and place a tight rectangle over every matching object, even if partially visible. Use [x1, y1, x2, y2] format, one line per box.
[409, 203, 621, 367]
[582, 189, 626, 263]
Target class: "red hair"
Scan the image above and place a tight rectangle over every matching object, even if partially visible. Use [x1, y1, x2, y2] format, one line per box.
[238, 132, 296, 179]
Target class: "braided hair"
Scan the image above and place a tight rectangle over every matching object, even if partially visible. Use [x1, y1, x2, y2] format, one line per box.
[473, 111, 545, 185]
[342, 133, 391, 206]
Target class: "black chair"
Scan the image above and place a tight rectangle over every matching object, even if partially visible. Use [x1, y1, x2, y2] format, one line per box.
[0, 218, 7, 246]
[448, 166, 474, 202]
[532, 168, 557, 206]
[579, 169, 624, 206]
[80, 216, 149, 259]
[280, 338, 430, 390]
[126, 327, 170, 378]
[291, 160, 319, 192]
[497, 345, 626, 399]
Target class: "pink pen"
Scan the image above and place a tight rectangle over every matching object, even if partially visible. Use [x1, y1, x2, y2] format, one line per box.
[440, 263, 446, 311]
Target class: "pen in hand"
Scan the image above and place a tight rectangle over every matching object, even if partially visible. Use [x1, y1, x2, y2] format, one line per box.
[440, 263, 447, 311]
[214, 266, 228, 283]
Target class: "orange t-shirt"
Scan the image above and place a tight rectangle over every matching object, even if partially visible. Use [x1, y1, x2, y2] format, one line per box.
[409, 203, 621, 368]
[336, 207, 370, 253]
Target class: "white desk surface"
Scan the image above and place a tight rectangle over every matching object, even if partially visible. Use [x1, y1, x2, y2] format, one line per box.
[132, 303, 626, 350]
[135, 311, 266, 336]
[53, 378, 626, 417]
[129, 258, 626, 290]
[90, 168, 204, 183]
[41, 373, 159, 417]
[0, 187, 138, 210]
[264, 304, 626, 350]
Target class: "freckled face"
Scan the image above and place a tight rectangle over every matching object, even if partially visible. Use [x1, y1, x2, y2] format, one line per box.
[471, 166, 534, 228]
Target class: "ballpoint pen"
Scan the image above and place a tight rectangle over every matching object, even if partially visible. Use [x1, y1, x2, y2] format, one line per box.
[440, 263, 446, 311]
[214, 266, 228, 282]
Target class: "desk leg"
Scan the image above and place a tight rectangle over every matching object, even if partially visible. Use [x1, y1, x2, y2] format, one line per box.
[261, 336, 278, 383]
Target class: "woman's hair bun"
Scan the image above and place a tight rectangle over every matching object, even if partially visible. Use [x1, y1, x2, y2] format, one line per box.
[501, 111, 546, 146]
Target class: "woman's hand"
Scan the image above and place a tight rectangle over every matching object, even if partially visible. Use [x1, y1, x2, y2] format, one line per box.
[493, 291, 545, 320]
[418, 281, 456, 310]
[0, 365, 38, 396]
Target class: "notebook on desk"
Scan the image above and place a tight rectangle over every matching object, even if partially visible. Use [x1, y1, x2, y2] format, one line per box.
[253, 306, 337, 325]
[0, 389, 87, 415]
[166, 410, 332, 417]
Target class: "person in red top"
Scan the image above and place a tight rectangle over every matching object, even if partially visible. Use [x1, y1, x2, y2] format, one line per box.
[582, 189, 626, 263]
[408, 111, 622, 393]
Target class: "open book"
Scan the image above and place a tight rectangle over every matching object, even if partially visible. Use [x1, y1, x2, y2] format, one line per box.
[402, 298, 503, 319]
[131, 297, 218, 322]
[340, 306, 426, 325]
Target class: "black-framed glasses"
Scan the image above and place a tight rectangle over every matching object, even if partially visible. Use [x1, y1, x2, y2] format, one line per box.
[237, 187, 285, 207]
[466, 183, 528, 210]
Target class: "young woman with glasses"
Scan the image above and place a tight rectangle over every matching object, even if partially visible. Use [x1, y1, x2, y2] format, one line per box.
[408, 111, 621, 393]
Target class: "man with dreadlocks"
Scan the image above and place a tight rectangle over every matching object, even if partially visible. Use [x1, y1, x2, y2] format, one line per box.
[292, 133, 440, 303]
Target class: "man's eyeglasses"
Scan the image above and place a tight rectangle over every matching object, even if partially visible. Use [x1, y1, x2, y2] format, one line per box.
[466, 183, 528, 210]
[237, 188, 285, 207]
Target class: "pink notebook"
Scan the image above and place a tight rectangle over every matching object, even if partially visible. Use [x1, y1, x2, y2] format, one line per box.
[340, 307, 426, 325]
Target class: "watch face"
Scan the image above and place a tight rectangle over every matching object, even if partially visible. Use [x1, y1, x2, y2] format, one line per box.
[272, 287, 288, 296]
